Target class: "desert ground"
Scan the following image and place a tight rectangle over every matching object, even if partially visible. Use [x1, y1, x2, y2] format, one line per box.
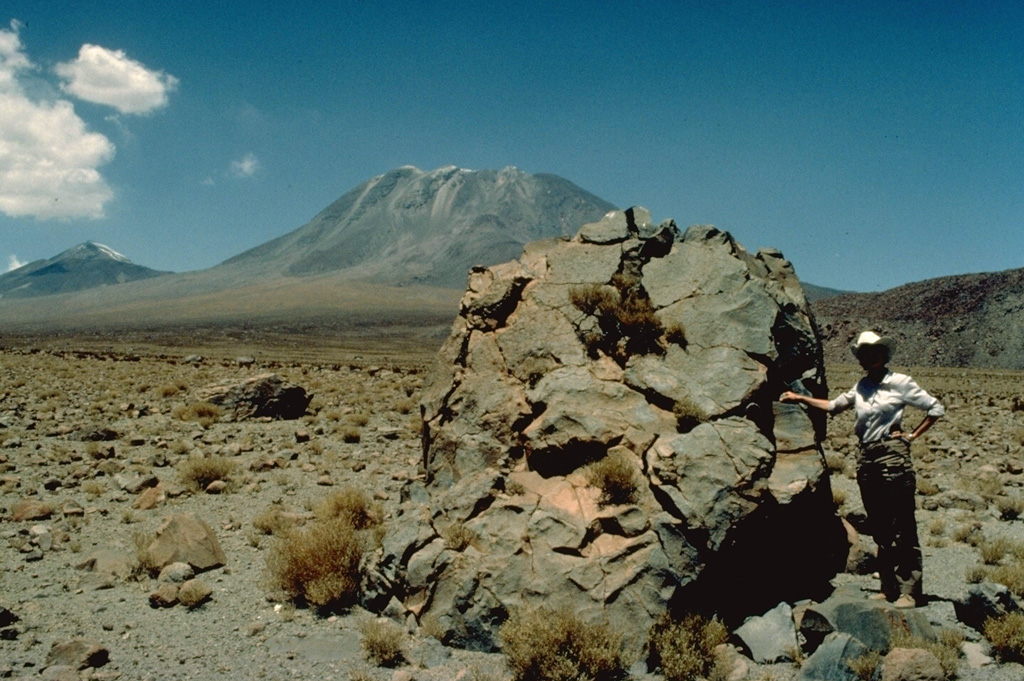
[1, 329, 1023, 681]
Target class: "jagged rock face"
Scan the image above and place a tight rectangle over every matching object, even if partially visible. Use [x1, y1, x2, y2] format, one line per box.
[368, 208, 846, 653]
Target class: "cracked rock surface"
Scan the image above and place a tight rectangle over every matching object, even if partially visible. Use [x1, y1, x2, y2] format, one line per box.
[369, 208, 849, 653]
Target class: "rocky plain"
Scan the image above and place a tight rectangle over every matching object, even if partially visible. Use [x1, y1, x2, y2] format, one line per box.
[1, 336, 1024, 681]
[2, 212, 1024, 681]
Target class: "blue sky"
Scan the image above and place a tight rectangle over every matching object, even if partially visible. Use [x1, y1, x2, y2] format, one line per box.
[1, 1, 1021, 292]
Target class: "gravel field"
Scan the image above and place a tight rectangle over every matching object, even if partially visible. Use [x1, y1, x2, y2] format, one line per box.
[1, 342, 1023, 680]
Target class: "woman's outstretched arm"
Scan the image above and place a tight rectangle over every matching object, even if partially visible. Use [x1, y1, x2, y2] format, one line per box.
[780, 391, 832, 412]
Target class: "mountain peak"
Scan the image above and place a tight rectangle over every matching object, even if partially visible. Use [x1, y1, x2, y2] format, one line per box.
[0, 241, 165, 299]
[222, 165, 618, 288]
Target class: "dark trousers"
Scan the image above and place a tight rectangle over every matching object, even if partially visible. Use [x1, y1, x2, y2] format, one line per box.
[857, 439, 922, 600]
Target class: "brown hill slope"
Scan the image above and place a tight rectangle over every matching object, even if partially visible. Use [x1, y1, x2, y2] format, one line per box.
[812, 267, 1024, 369]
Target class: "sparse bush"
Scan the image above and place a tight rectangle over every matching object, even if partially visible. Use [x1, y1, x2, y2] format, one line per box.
[988, 560, 1024, 598]
[340, 425, 362, 443]
[928, 518, 946, 536]
[82, 479, 106, 499]
[983, 612, 1024, 663]
[953, 522, 983, 545]
[916, 478, 941, 496]
[673, 397, 708, 432]
[315, 487, 381, 530]
[824, 451, 848, 474]
[441, 523, 476, 551]
[569, 275, 665, 363]
[178, 455, 236, 491]
[846, 650, 882, 681]
[648, 613, 729, 681]
[833, 488, 848, 508]
[253, 504, 301, 536]
[131, 530, 160, 579]
[266, 519, 364, 610]
[499, 606, 627, 681]
[996, 495, 1024, 520]
[980, 537, 1011, 565]
[891, 628, 962, 679]
[584, 449, 642, 506]
[359, 617, 405, 667]
[173, 401, 223, 427]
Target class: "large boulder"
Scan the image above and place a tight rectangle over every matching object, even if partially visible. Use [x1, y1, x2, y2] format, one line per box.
[367, 208, 846, 653]
[196, 373, 311, 420]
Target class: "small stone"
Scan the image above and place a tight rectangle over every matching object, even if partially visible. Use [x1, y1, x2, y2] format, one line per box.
[205, 480, 228, 494]
[316, 475, 334, 486]
[149, 582, 179, 608]
[178, 578, 213, 608]
[295, 430, 310, 443]
[881, 647, 943, 681]
[12, 499, 53, 521]
[45, 639, 110, 669]
[157, 562, 195, 584]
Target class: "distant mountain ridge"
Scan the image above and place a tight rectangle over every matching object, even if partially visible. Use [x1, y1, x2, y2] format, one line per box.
[812, 266, 1024, 369]
[221, 165, 617, 287]
[0, 242, 168, 299]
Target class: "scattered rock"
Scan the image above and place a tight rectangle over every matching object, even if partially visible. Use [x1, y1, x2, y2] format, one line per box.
[953, 582, 1022, 633]
[880, 647, 944, 681]
[178, 578, 213, 609]
[157, 562, 195, 584]
[45, 638, 109, 669]
[149, 582, 179, 608]
[146, 514, 226, 572]
[12, 499, 53, 521]
[796, 632, 869, 681]
[196, 373, 311, 420]
[734, 602, 799, 663]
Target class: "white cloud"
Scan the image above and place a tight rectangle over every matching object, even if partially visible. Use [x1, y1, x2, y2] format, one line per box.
[6, 254, 26, 272]
[55, 44, 178, 115]
[230, 153, 260, 178]
[0, 21, 115, 219]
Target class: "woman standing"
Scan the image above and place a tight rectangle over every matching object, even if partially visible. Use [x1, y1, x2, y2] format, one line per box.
[781, 331, 945, 608]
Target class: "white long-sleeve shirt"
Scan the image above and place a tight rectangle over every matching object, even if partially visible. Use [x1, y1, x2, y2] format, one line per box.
[828, 370, 945, 445]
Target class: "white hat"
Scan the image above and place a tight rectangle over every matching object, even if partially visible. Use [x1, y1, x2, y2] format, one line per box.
[851, 331, 895, 358]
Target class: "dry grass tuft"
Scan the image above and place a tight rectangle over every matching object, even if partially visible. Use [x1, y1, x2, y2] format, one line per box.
[315, 487, 381, 530]
[584, 449, 642, 506]
[266, 519, 364, 611]
[499, 606, 627, 681]
[178, 455, 236, 491]
[846, 650, 883, 681]
[441, 523, 476, 551]
[673, 397, 708, 432]
[359, 617, 405, 667]
[983, 612, 1024, 663]
[648, 613, 729, 681]
[173, 401, 223, 427]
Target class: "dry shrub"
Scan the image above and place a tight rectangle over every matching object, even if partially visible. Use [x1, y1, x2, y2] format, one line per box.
[252, 504, 301, 536]
[569, 275, 665, 362]
[82, 480, 106, 499]
[980, 537, 1011, 565]
[846, 650, 882, 681]
[499, 607, 627, 681]
[891, 628, 963, 679]
[315, 487, 381, 530]
[996, 494, 1024, 520]
[988, 560, 1024, 598]
[916, 478, 941, 496]
[824, 451, 848, 474]
[340, 425, 362, 443]
[173, 401, 223, 427]
[178, 455, 235, 491]
[131, 530, 160, 579]
[266, 519, 363, 610]
[441, 523, 476, 551]
[673, 397, 708, 432]
[359, 617, 405, 667]
[648, 613, 728, 681]
[984, 612, 1024, 663]
[584, 450, 642, 506]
